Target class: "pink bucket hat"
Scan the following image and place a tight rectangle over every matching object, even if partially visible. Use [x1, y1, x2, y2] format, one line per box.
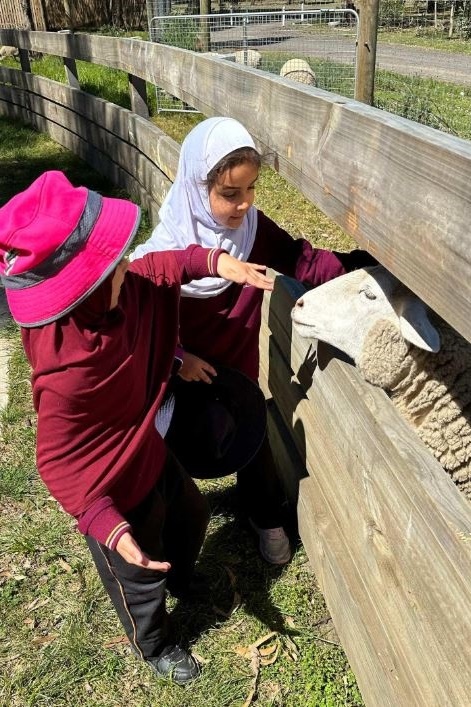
[0, 170, 141, 327]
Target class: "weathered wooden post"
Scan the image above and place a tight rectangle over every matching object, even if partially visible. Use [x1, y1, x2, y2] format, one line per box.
[57, 30, 79, 89]
[354, 0, 379, 105]
[199, 0, 211, 53]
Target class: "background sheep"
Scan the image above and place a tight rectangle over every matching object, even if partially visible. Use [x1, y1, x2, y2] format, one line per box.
[291, 265, 471, 497]
[233, 49, 261, 68]
[0, 45, 19, 61]
[280, 58, 316, 86]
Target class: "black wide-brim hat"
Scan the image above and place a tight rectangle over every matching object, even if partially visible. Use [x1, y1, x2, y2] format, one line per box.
[165, 365, 267, 479]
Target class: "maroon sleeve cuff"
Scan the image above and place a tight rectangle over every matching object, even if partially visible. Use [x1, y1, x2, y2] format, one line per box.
[184, 244, 227, 280]
[77, 496, 131, 549]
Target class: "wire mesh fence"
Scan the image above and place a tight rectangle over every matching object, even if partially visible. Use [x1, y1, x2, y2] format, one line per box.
[148, 8, 358, 111]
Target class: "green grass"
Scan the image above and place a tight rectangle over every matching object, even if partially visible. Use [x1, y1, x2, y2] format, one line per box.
[0, 114, 360, 706]
[374, 70, 471, 139]
[378, 27, 471, 53]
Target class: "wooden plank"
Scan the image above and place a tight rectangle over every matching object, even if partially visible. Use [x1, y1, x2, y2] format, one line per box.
[259, 275, 471, 706]
[0, 67, 180, 187]
[259, 301, 309, 509]
[2, 31, 471, 344]
[0, 92, 157, 219]
[265, 398, 309, 509]
[0, 74, 174, 213]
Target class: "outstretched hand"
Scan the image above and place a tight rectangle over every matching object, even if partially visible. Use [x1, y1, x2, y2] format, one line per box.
[178, 352, 217, 383]
[217, 253, 273, 290]
[116, 531, 171, 571]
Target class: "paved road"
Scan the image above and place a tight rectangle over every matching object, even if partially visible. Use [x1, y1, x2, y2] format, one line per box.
[375, 41, 471, 86]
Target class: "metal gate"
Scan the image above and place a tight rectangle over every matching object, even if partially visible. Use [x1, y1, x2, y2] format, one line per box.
[148, 9, 359, 112]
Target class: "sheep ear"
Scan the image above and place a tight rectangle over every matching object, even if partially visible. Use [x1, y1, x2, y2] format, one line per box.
[398, 299, 441, 353]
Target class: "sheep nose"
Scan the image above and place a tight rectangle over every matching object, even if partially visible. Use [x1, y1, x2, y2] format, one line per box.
[295, 298, 304, 308]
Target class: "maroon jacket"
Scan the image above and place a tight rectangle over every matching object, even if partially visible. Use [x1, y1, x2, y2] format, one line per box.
[179, 210, 352, 380]
[22, 245, 224, 548]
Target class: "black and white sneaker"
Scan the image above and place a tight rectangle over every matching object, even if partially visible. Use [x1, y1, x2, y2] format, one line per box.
[146, 644, 200, 685]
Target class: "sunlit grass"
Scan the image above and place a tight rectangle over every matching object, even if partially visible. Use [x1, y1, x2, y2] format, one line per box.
[374, 70, 471, 139]
[378, 27, 471, 53]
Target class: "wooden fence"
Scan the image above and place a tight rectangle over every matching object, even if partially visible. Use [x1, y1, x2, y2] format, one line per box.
[1, 28, 471, 707]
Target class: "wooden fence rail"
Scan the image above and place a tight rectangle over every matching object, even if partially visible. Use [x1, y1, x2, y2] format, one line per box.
[1, 29, 471, 707]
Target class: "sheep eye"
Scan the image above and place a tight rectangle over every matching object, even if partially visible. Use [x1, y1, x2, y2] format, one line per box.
[360, 286, 377, 301]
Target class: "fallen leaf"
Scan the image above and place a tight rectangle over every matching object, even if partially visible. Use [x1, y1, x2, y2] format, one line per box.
[213, 590, 241, 618]
[283, 636, 299, 662]
[234, 645, 253, 659]
[223, 565, 237, 588]
[242, 646, 261, 707]
[27, 597, 50, 611]
[253, 631, 277, 649]
[32, 633, 58, 647]
[242, 685, 257, 707]
[260, 643, 280, 666]
[103, 636, 129, 648]
[259, 644, 277, 657]
[58, 558, 72, 573]
[250, 646, 260, 674]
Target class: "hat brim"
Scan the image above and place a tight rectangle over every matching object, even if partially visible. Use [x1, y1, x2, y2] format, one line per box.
[6, 196, 140, 327]
[165, 365, 267, 479]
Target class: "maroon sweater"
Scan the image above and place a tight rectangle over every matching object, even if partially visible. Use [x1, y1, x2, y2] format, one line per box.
[22, 245, 223, 549]
[179, 210, 350, 380]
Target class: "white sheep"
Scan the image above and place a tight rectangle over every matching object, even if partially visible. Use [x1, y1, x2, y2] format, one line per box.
[233, 49, 261, 68]
[0, 45, 19, 61]
[280, 58, 316, 86]
[291, 265, 471, 497]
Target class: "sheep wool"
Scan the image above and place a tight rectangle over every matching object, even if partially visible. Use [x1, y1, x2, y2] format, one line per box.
[358, 317, 471, 495]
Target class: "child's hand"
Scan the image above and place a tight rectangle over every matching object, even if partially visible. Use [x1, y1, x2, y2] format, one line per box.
[178, 352, 217, 383]
[116, 531, 171, 571]
[217, 253, 274, 290]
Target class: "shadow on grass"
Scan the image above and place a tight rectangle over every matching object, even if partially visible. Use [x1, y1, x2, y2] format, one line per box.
[169, 481, 299, 649]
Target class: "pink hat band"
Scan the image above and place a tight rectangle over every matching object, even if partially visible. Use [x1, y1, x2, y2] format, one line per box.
[0, 170, 141, 327]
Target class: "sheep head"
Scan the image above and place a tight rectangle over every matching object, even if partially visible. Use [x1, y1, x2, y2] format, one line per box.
[291, 265, 441, 365]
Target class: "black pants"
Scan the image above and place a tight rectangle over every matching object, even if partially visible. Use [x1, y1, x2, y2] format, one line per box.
[236, 433, 287, 529]
[86, 450, 210, 659]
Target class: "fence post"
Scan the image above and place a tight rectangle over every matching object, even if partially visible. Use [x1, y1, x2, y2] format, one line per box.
[354, 0, 379, 105]
[19, 49, 31, 73]
[128, 74, 150, 119]
[199, 0, 211, 52]
[57, 30, 79, 89]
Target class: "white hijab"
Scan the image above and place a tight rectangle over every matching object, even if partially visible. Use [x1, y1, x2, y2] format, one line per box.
[131, 116, 259, 297]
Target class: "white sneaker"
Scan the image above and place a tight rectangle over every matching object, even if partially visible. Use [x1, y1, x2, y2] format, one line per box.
[249, 520, 291, 565]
